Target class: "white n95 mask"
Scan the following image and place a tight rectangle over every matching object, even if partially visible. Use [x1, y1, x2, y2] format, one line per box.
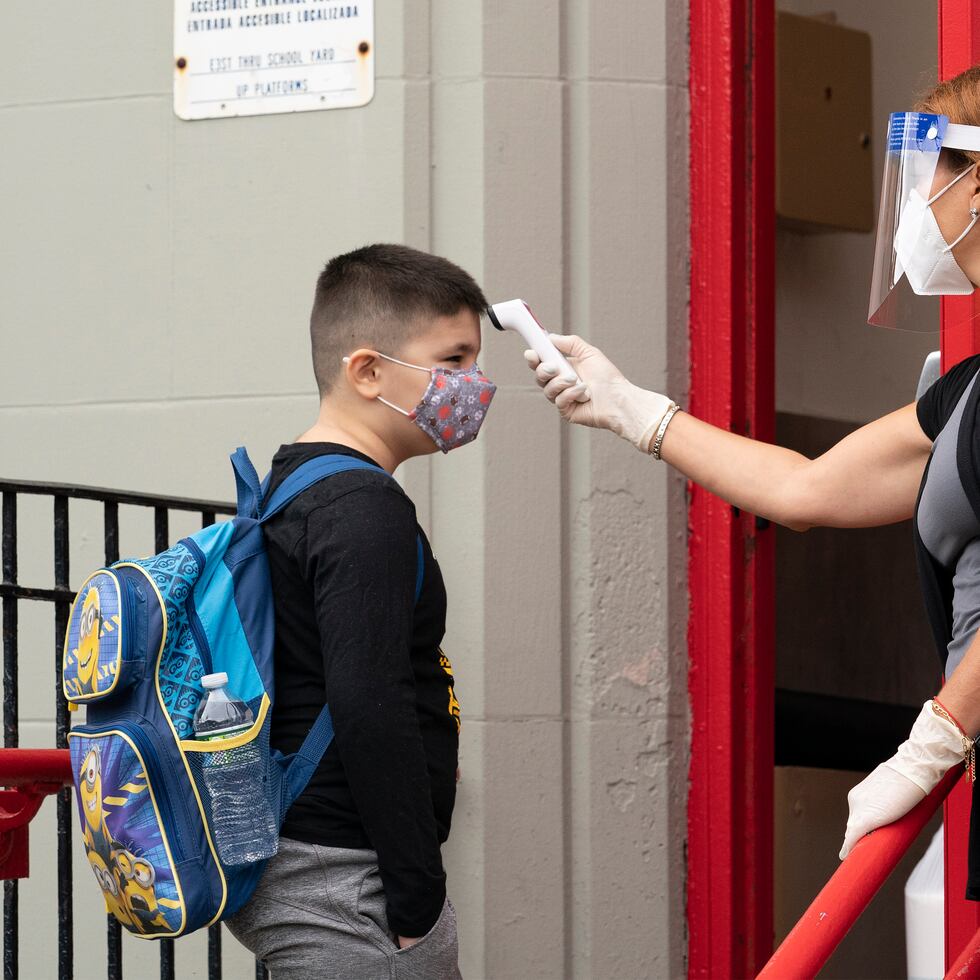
[893, 166, 978, 296]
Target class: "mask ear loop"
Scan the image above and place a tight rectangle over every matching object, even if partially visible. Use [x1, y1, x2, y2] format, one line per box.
[375, 352, 432, 374]
[341, 354, 424, 417]
[923, 164, 980, 254]
[944, 206, 980, 254]
[926, 164, 975, 206]
[376, 396, 413, 418]
[341, 353, 430, 373]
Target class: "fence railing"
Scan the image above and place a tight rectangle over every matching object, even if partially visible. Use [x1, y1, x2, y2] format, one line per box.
[0, 478, 267, 980]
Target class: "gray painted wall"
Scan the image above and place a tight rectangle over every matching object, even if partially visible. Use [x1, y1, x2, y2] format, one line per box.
[1, 2, 689, 977]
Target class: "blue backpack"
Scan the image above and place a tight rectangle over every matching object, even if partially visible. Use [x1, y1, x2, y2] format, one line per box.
[63, 448, 421, 939]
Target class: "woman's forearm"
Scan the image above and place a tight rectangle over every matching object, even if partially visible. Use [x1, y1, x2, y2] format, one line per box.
[937, 631, 980, 738]
[529, 334, 931, 531]
[658, 403, 932, 532]
[659, 412, 812, 529]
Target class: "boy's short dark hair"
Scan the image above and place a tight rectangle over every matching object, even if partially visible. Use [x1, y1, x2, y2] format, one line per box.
[310, 244, 487, 396]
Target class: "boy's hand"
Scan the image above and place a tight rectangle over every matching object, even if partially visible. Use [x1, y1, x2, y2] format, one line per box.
[398, 935, 422, 949]
[525, 334, 674, 453]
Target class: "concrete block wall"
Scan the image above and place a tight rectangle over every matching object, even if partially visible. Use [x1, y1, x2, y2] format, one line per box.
[1, 2, 689, 976]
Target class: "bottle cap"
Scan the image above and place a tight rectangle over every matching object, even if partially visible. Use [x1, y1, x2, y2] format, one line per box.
[201, 672, 229, 690]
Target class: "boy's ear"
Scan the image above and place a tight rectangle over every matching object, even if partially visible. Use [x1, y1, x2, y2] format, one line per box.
[342, 349, 384, 400]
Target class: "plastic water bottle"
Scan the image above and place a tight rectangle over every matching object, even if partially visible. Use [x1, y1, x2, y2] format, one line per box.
[193, 672, 277, 865]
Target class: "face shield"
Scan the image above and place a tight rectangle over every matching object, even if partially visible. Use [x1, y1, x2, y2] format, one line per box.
[868, 112, 980, 330]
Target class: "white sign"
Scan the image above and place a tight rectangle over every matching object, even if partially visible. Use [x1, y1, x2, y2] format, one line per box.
[174, 1, 374, 121]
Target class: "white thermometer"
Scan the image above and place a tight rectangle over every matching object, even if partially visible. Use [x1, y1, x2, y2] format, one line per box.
[486, 299, 581, 385]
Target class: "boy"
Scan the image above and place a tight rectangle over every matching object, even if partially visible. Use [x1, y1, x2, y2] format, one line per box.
[226, 244, 494, 978]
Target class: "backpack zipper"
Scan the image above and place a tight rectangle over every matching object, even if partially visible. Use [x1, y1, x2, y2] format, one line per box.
[118, 569, 148, 674]
[72, 720, 195, 861]
[181, 538, 215, 676]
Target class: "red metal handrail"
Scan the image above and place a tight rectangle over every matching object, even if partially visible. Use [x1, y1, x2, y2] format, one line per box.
[0, 748, 72, 880]
[0, 749, 70, 788]
[758, 766, 963, 979]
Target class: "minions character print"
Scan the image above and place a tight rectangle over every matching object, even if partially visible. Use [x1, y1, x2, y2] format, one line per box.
[438, 649, 461, 733]
[63, 573, 121, 699]
[71, 737, 182, 935]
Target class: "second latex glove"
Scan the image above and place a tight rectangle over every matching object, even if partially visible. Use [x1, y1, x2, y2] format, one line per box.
[839, 700, 971, 859]
[525, 334, 675, 453]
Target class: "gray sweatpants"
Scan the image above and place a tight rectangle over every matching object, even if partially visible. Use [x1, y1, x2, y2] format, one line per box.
[226, 838, 461, 980]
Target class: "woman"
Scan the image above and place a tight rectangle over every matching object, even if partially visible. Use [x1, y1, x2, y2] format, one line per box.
[525, 67, 980, 892]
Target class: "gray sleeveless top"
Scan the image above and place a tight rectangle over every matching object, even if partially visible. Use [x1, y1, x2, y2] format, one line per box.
[917, 369, 980, 676]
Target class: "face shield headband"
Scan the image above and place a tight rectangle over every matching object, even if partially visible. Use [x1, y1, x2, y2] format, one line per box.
[868, 112, 980, 331]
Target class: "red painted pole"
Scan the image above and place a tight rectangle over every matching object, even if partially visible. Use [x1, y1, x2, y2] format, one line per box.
[688, 1, 775, 976]
[947, 924, 980, 979]
[939, 0, 980, 967]
[0, 749, 71, 787]
[947, 776, 980, 969]
[939, 0, 980, 374]
[758, 766, 963, 980]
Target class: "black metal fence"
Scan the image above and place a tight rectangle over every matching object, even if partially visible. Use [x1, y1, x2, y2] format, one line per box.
[0, 478, 267, 980]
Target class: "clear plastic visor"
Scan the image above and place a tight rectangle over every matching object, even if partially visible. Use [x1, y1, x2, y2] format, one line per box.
[868, 112, 980, 330]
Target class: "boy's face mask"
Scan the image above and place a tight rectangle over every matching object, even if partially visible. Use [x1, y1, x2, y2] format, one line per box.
[361, 352, 497, 453]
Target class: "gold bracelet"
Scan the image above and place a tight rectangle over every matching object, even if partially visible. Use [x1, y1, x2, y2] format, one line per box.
[651, 404, 681, 460]
[932, 699, 977, 783]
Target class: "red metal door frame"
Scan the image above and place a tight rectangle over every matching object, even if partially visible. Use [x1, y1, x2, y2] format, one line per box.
[690, 0, 980, 973]
[941, 1, 980, 967]
[688, 1, 775, 976]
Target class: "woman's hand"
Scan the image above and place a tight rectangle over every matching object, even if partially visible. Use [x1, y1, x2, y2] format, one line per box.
[525, 334, 674, 452]
[839, 763, 926, 859]
[839, 700, 969, 859]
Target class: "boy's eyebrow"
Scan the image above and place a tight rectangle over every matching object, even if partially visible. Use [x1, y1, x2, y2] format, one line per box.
[442, 341, 479, 355]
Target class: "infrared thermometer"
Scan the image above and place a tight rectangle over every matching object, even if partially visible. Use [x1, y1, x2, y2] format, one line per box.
[486, 299, 581, 385]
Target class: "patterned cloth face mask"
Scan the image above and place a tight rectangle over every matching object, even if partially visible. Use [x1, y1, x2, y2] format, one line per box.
[350, 353, 497, 453]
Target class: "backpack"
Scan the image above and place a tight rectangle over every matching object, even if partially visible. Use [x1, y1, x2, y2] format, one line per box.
[63, 448, 422, 939]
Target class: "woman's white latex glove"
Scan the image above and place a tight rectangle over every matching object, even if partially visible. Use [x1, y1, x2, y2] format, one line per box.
[524, 334, 675, 453]
[839, 700, 970, 859]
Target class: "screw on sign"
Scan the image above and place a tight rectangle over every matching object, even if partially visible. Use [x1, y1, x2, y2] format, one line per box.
[173, 1, 376, 120]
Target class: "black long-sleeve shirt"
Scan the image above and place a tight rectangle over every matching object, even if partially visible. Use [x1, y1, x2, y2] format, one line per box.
[262, 442, 458, 937]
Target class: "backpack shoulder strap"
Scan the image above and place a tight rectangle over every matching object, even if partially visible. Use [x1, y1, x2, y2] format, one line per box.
[259, 454, 384, 523]
[230, 447, 265, 518]
[263, 452, 427, 808]
[257, 451, 426, 599]
[284, 703, 336, 809]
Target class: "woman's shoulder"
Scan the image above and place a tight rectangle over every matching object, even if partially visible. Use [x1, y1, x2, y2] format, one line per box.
[917, 353, 980, 441]
[943, 352, 980, 386]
